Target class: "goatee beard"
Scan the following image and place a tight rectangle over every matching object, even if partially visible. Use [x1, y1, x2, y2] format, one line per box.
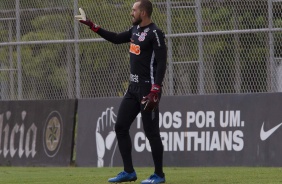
[132, 18, 142, 26]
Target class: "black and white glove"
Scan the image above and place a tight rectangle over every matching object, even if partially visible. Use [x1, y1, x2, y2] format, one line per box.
[75, 8, 100, 32]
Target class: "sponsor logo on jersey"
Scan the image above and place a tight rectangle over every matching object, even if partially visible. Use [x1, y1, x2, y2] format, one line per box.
[130, 74, 139, 83]
[144, 28, 150, 33]
[130, 43, 141, 55]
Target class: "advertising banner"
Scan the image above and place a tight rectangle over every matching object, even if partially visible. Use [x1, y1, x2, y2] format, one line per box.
[76, 93, 282, 167]
[0, 100, 76, 166]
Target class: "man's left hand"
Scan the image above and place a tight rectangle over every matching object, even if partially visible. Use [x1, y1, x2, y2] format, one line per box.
[141, 84, 161, 112]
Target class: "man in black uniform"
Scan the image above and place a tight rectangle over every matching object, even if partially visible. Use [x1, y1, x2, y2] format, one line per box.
[75, 0, 167, 183]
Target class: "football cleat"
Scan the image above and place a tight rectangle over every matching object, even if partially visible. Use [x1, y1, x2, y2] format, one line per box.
[108, 171, 137, 183]
[141, 173, 165, 184]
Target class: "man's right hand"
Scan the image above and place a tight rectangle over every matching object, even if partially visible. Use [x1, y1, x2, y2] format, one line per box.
[75, 8, 100, 32]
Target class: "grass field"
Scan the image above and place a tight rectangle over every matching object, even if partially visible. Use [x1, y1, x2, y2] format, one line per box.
[0, 167, 282, 184]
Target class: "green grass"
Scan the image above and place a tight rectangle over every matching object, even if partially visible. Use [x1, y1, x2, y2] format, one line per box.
[0, 167, 282, 184]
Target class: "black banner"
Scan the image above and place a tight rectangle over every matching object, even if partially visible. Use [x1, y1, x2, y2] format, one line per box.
[76, 93, 282, 167]
[0, 100, 76, 166]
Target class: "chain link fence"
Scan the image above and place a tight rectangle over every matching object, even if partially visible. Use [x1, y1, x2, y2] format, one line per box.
[0, 0, 282, 100]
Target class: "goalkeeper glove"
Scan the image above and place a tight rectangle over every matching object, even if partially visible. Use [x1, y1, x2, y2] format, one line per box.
[75, 8, 100, 32]
[141, 84, 161, 112]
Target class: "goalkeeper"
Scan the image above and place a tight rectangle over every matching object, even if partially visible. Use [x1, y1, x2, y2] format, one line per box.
[75, 0, 167, 183]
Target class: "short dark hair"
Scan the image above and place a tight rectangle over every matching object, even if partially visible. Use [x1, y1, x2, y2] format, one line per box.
[136, 0, 153, 17]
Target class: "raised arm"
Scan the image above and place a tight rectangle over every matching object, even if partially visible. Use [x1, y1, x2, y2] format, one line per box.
[75, 8, 131, 44]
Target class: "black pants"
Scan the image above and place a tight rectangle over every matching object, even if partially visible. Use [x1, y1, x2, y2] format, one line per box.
[115, 83, 164, 176]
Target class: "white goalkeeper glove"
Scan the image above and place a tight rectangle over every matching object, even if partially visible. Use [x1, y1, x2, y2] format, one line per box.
[75, 8, 100, 32]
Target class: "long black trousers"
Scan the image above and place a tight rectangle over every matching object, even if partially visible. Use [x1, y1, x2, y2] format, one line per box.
[115, 83, 164, 176]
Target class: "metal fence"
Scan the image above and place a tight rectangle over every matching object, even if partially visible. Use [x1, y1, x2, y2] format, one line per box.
[0, 0, 282, 100]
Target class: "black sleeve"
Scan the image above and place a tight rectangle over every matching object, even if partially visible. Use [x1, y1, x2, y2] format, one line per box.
[152, 29, 167, 86]
[96, 28, 131, 44]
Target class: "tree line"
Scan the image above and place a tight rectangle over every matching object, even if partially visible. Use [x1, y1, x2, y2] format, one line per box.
[0, 0, 281, 99]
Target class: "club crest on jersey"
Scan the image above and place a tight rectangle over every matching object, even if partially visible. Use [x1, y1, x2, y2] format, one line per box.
[138, 32, 147, 42]
[130, 43, 141, 55]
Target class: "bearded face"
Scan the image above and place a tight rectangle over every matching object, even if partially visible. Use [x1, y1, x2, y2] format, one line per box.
[131, 2, 143, 26]
[132, 14, 142, 26]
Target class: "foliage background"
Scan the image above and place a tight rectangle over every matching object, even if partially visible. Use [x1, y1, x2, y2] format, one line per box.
[0, 0, 282, 99]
